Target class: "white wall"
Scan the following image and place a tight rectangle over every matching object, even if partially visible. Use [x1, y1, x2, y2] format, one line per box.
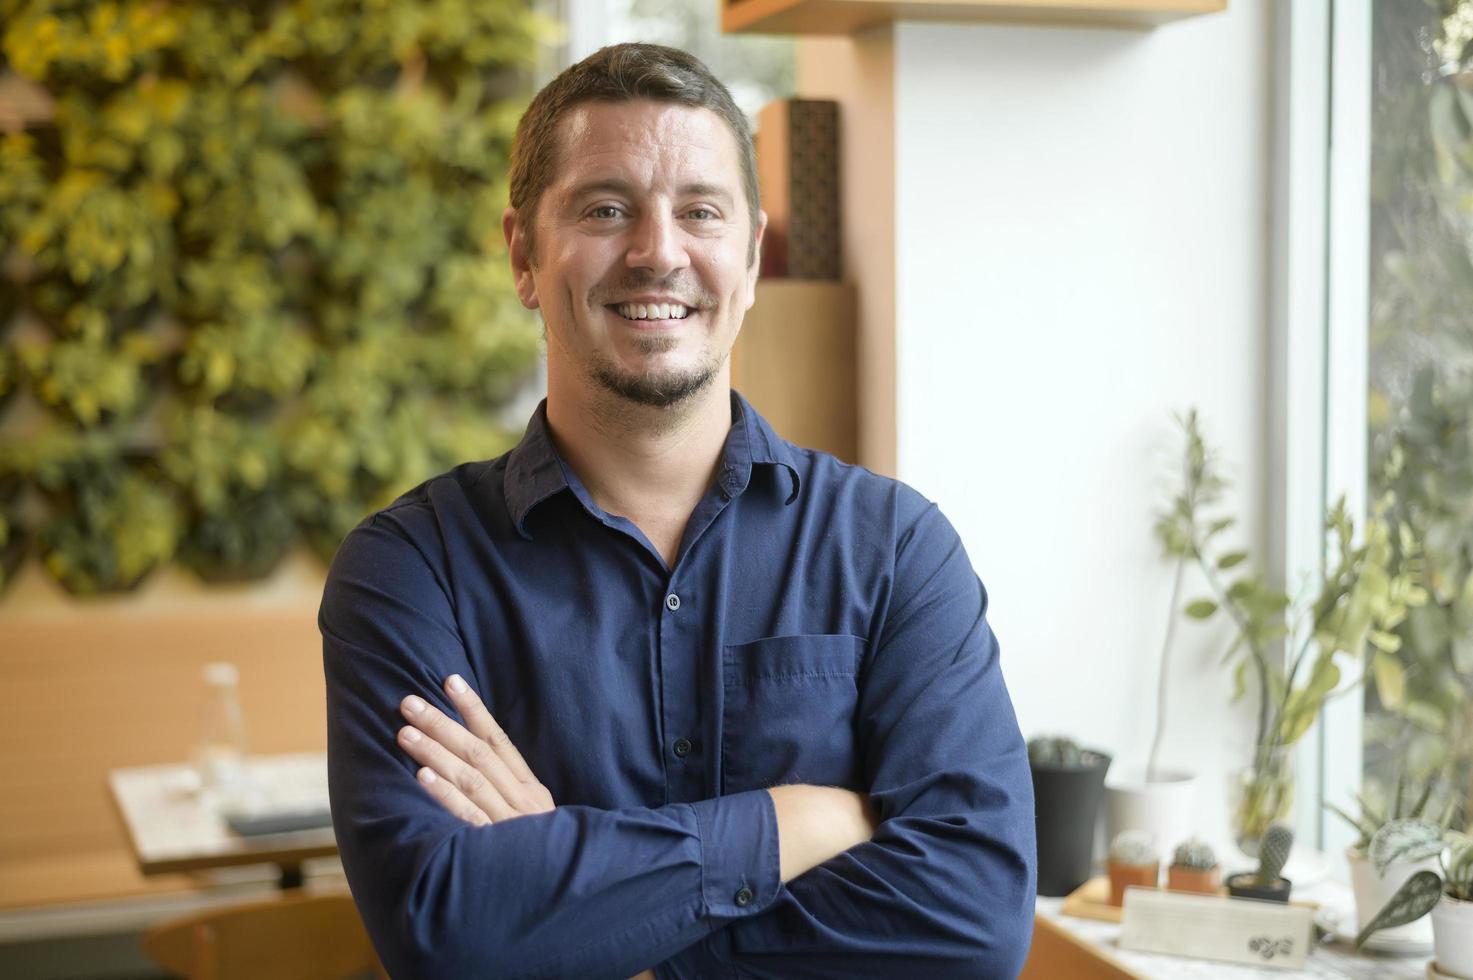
[886, 5, 1273, 843]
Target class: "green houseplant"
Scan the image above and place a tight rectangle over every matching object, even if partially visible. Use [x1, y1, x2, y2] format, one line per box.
[1355, 819, 1473, 973]
[1158, 409, 1428, 853]
[1329, 768, 1455, 942]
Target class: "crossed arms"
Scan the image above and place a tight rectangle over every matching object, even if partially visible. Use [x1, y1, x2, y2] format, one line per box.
[321, 496, 1036, 979]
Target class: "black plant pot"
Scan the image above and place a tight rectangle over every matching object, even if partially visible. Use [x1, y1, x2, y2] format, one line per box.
[1031, 752, 1112, 897]
[1225, 872, 1292, 903]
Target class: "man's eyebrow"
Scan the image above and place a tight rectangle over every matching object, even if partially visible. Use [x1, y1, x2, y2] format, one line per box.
[566, 179, 735, 202]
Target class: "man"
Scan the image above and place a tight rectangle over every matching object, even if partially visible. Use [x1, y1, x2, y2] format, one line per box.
[321, 42, 1035, 979]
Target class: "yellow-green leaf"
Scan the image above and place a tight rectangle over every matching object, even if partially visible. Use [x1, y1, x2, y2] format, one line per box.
[1373, 652, 1406, 709]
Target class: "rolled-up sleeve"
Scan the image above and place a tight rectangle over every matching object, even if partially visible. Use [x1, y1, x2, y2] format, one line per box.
[322, 515, 782, 980]
[658, 493, 1036, 979]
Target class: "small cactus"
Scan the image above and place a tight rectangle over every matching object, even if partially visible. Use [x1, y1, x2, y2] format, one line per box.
[1171, 838, 1218, 871]
[1255, 821, 1294, 885]
[1027, 735, 1104, 769]
[1109, 830, 1158, 867]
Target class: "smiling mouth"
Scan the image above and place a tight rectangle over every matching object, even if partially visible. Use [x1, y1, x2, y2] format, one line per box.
[608, 302, 693, 321]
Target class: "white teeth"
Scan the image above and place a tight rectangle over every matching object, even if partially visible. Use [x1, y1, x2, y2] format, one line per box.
[615, 302, 691, 320]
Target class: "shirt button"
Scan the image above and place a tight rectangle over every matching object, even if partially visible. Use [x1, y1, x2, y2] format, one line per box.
[735, 887, 754, 907]
[673, 737, 692, 758]
[665, 593, 681, 611]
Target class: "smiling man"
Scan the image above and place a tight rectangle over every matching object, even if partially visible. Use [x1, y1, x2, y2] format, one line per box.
[320, 42, 1036, 979]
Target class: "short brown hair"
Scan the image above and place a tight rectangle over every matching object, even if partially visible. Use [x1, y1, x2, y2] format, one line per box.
[507, 43, 761, 265]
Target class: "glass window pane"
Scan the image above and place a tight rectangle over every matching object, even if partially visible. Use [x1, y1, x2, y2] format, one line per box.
[1364, 0, 1473, 831]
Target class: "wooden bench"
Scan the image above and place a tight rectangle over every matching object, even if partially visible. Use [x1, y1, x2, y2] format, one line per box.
[0, 553, 329, 919]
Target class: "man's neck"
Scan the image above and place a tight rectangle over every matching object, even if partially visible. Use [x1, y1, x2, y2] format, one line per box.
[544, 367, 733, 530]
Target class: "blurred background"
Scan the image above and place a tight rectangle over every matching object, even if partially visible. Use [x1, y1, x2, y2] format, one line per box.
[1, 0, 1471, 976]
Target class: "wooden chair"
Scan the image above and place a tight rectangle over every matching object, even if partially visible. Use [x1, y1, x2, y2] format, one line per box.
[140, 890, 389, 980]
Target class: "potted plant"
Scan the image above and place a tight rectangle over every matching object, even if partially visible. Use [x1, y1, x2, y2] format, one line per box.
[1028, 735, 1112, 897]
[1167, 838, 1221, 894]
[1355, 820, 1473, 975]
[1106, 830, 1159, 907]
[1226, 821, 1294, 903]
[1103, 432, 1208, 857]
[1159, 409, 1427, 854]
[1327, 768, 1452, 943]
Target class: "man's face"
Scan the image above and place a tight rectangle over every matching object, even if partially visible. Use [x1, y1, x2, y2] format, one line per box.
[504, 98, 766, 409]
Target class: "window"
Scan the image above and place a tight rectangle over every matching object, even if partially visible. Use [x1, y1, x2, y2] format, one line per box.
[1359, 0, 1473, 833]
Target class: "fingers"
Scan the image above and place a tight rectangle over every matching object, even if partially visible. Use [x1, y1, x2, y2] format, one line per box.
[442, 674, 539, 785]
[399, 694, 528, 818]
[397, 717, 521, 823]
[409, 765, 493, 827]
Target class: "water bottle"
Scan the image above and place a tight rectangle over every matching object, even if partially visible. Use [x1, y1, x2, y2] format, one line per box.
[195, 661, 249, 809]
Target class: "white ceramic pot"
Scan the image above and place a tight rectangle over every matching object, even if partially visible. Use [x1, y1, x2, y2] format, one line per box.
[1103, 768, 1199, 860]
[1346, 845, 1438, 945]
[1432, 892, 1473, 979]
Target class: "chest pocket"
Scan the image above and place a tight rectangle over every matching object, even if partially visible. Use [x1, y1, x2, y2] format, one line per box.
[720, 634, 865, 795]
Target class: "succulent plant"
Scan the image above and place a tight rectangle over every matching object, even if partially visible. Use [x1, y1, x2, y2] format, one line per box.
[1171, 838, 1218, 871]
[1027, 735, 1106, 769]
[1254, 821, 1294, 885]
[1109, 830, 1158, 867]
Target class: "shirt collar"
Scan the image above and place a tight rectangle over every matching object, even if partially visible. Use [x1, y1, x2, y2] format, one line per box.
[503, 390, 802, 538]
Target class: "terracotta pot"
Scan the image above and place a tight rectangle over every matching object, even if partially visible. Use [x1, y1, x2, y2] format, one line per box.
[1225, 872, 1292, 903]
[1108, 861, 1159, 907]
[1167, 864, 1221, 895]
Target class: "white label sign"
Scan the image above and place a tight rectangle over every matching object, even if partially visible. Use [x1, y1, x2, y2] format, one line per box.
[1118, 887, 1314, 970]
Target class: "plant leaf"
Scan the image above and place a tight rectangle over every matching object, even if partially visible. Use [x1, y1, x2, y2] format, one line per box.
[1354, 871, 1443, 949]
[1185, 599, 1218, 620]
[1369, 819, 1445, 875]
[1217, 551, 1248, 570]
[1372, 652, 1406, 709]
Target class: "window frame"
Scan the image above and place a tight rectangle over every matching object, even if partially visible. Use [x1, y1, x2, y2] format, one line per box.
[1273, 0, 1371, 871]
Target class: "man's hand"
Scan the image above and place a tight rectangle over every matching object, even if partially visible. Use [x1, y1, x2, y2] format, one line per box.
[397, 674, 555, 825]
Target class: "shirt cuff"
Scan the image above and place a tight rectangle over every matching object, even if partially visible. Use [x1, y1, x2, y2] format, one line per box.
[689, 787, 781, 921]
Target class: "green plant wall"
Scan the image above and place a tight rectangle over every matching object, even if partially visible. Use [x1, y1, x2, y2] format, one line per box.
[0, 0, 549, 595]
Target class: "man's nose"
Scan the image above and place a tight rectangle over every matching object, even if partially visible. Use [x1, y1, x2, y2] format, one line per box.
[624, 211, 689, 277]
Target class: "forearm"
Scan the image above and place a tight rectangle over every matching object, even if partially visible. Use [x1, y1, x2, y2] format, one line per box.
[767, 784, 877, 882]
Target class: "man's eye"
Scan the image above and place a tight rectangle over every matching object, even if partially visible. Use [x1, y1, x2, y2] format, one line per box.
[590, 206, 622, 219]
[686, 208, 716, 220]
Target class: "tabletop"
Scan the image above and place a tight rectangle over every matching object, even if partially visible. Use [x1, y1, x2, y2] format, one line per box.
[107, 751, 336, 887]
[1036, 877, 1431, 980]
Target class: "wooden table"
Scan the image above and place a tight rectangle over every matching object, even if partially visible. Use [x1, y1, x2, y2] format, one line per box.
[107, 752, 336, 889]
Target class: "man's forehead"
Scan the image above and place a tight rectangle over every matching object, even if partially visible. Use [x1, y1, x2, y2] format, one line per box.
[549, 100, 742, 190]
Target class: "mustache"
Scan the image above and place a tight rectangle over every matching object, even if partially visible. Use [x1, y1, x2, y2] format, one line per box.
[593, 274, 717, 309]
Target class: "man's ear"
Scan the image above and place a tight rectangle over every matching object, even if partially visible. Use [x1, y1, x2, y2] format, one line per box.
[503, 206, 540, 311]
[743, 209, 768, 311]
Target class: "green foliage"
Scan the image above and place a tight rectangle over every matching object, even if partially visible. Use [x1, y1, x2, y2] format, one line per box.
[1326, 766, 1456, 852]
[0, 0, 546, 593]
[1360, 0, 1473, 836]
[36, 454, 183, 595]
[1356, 822, 1473, 947]
[1157, 409, 1429, 844]
[18, 330, 160, 426]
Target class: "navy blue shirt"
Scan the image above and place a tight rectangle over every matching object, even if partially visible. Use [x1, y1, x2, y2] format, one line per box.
[321, 391, 1036, 979]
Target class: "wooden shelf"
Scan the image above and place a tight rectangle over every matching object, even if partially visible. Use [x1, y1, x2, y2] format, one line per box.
[723, 0, 1225, 34]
